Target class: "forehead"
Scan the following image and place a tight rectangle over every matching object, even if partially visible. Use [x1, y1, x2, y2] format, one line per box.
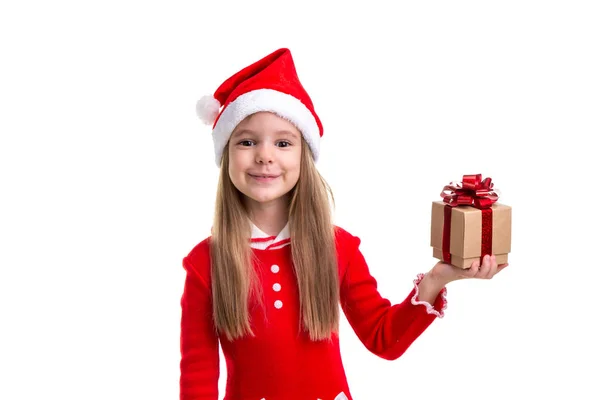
[232, 112, 301, 138]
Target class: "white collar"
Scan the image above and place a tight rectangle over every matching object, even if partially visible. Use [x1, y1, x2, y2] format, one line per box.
[250, 221, 290, 250]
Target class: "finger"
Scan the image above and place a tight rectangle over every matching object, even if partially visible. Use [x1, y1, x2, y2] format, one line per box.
[496, 263, 509, 274]
[478, 255, 492, 278]
[465, 259, 481, 278]
[487, 254, 498, 279]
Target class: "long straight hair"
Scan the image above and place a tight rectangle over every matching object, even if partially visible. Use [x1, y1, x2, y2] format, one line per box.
[210, 139, 339, 341]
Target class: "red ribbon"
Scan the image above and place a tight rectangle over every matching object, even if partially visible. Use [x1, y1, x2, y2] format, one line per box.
[440, 174, 499, 265]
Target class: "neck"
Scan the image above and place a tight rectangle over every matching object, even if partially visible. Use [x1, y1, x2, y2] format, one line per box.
[245, 196, 289, 236]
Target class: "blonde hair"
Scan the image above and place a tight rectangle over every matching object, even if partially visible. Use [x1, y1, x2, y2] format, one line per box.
[210, 138, 339, 342]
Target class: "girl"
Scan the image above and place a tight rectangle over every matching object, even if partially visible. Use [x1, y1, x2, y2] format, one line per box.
[180, 48, 508, 400]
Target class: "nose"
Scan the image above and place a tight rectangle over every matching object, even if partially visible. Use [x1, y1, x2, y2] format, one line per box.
[255, 143, 274, 164]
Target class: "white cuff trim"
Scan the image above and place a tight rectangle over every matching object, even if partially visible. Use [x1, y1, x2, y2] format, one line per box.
[411, 273, 447, 318]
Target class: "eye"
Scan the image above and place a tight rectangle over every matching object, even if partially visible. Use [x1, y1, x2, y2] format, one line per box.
[238, 140, 254, 147]
[276, 141, 292, 148]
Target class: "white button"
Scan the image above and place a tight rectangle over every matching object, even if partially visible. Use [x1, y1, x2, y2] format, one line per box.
[271, 264, 280, 273]
[272, 283, 281, 292]
[274, 300, 283, 309]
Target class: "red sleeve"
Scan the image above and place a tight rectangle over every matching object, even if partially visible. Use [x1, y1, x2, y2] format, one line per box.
[180, 247, 220, 399]
[338, 231, 446, 361]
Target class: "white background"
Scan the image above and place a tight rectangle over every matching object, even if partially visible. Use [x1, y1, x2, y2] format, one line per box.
[1, 1, 599, 399]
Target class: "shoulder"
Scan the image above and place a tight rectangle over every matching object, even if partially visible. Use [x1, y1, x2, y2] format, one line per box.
[334, 225, 361, 246]
[334, 225, 362, 264]
[182, 236, 212, 285]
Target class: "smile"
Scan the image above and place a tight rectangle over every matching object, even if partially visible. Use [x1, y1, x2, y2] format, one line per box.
[249, 174, 280, 182]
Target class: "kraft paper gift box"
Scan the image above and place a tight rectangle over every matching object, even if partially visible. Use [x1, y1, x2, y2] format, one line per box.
[430, 174, 512, 269]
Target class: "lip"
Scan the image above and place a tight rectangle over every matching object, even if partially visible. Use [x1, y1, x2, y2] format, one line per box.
[248, 173, 280, 182]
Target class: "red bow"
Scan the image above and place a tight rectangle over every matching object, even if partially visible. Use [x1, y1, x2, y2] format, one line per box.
[441, 174, 499, 209]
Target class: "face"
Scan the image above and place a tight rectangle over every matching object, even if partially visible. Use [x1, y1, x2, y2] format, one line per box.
[228, 112, 302, 210]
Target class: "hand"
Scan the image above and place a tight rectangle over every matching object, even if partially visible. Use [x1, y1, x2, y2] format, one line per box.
[429, 254, 509, 286]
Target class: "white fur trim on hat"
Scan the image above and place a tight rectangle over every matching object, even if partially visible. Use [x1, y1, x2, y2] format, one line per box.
[212, 89, 320, 166]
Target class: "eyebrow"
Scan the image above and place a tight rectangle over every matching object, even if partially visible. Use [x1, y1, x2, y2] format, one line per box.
[232, 129, 300, 139]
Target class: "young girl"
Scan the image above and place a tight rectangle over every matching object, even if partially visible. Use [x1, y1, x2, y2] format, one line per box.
[180, 48, 508, 400]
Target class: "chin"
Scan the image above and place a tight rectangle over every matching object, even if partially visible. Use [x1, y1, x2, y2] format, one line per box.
[244, 186, 291, 204]
[247, 192, 282, 204]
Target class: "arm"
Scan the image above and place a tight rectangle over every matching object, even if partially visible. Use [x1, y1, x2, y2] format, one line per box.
[417, 272, 447, 305]
[180, 256, 220, 400]
[339, 235, 446, 361]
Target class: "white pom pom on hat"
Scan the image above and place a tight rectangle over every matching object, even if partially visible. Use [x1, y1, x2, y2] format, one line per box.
[195, 48, 323, 167]
[196, 95, 221, 125]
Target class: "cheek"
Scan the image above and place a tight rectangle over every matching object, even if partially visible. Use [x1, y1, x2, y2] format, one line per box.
[285, 152, 302, 182]
[289, 169, 300, 186]
[228, 153, 244, 183]
[229, 148, 247, 168]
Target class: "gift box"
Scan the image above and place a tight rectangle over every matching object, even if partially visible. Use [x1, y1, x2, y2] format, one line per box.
[430, 174, 512, 269]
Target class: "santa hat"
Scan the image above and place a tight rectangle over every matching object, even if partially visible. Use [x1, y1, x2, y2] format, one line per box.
[196, 48, 323, 166]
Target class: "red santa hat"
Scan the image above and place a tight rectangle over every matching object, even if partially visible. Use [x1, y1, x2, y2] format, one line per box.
[196, 48, 323, 166]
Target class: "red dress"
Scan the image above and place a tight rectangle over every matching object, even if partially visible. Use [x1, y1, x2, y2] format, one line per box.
[180, 226, 447, 400]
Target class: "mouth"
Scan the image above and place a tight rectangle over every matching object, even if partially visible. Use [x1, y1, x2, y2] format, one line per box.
[248, 173, 280, 182]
